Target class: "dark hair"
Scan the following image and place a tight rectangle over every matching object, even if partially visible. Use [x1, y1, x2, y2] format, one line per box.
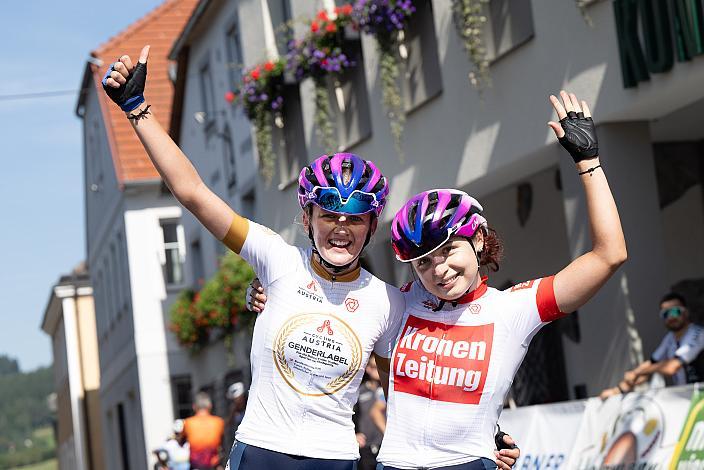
[660, 292, 687, 307]
[478, 227, 503, 272]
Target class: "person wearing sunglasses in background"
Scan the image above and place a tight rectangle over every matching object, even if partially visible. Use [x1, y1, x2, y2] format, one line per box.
[600, 293, 704, 399]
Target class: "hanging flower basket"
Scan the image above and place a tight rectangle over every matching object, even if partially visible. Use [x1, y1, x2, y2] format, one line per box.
[227, 59, 286, 184]
[169, 252, 256, 353]
[287, 5, 357, 151]
[353, 0, 415, 158]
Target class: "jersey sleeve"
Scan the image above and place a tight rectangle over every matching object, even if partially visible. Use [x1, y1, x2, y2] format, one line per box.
[504, 276, 567, 345]
[373, 287, 406, 358]
[221, 211, 298, 287]
[650, 336, 669, 363]
[675, 327, 704, 364]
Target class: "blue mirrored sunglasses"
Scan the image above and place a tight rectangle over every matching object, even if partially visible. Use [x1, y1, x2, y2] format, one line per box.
[307, 187, 379, 215]
[660, 306, 684, 320]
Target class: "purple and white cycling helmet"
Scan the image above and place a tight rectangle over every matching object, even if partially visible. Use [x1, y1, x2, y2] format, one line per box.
[391, 189, 487, 262]
[298, 153, 389, 217]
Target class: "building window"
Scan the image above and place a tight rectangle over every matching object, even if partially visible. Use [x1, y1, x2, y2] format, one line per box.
[161, 221, 185, 286]
[325, 38, 372, 151]
[190, 238, 204, 288]
[199, 60, 216, 132]
[272, 84, 306, 188]
[225, 19, 243, 89]
[222, 125, 237, 190]
[117, 403, 131, 470]
[172, 375, 193, 420]
[400, 0, 443, 113]
[484, 0, 535, 62]
[241, 189, 256, 221]
[267, 0, 293, 55]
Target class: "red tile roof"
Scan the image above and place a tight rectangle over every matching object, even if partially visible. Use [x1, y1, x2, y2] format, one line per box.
[89, 0, 199, 185]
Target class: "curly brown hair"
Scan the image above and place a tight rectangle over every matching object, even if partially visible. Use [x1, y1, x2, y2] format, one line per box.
[477, 227, 503, 272]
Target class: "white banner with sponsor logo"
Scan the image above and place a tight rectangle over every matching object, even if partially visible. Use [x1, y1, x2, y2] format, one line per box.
[498, 385, 698, 469]
[567, 385, 693, 469]
[499, 399, 586, 469]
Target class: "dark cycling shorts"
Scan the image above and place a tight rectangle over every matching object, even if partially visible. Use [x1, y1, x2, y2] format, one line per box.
[377, 458, 496, 470]
[227, 441, 357, 470]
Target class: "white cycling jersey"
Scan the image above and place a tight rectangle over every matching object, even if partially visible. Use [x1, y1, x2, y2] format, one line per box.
[223, 214, 403, 460]
[378, 277, 565, 469]
[650, 323, 704, 385]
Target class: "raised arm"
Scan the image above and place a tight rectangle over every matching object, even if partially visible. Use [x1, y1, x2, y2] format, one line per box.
[547, 91, 627, 314]
[103, 45, 234, 241]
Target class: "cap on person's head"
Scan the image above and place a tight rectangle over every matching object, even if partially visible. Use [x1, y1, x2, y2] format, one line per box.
[227, 382, 245, 400]
[193, 391, 212, 410]
[660, 292, 687, 308]
[173, 419, 184, 434]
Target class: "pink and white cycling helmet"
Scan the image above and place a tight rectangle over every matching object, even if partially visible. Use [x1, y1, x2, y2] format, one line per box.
[391, 189, 487, 262]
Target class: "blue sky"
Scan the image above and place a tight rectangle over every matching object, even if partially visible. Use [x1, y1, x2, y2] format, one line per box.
[0, 0, 166, 372]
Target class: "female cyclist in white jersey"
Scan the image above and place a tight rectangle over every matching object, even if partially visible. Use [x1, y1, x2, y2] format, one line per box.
[101, 46, 520, 470]
[251, 92, 626, 469]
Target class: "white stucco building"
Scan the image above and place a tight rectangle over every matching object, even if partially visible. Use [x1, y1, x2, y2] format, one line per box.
[76, 1, 199, 468]
[169, 0, 704, 403]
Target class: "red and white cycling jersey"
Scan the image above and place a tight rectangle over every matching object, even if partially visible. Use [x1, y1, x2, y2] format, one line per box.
[377, 277, 565, 469]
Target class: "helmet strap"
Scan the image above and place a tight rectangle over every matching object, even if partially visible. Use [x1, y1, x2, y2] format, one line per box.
[308, 221, 359, 274]
[434, 237, 484, 310]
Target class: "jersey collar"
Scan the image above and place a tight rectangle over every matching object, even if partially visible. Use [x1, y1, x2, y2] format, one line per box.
[310, 254, 361, 282]
[439, 276, 488, 305]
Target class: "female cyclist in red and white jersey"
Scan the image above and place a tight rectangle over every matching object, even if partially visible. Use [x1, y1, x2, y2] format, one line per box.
[101, 45, 521, 470]
[377, 91, 626, 469]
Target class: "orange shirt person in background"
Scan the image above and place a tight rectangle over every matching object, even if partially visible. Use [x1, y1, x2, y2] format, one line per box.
[183, 392, 225, 470]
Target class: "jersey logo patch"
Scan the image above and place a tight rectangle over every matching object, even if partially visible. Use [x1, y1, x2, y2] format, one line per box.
[297, 280, 323, 303]
[469, 304, 481, 314]
[393, 315, 494, 404]
[510, 280, 535, 291]
[422, 300, 438, 310]
[400, 282, 412, 292]
[345, 298, 359, 313]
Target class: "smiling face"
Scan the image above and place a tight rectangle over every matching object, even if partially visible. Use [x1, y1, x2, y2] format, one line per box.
[304, 205, 376, 269]
[412, 234, 484, 300]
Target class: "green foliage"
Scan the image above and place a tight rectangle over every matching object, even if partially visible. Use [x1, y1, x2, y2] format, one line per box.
[0, 360, 56, 467]
[313, 78, 336, 152]
[451, 0, 491, 92]
[0, 356, 19, 376]
[195, 252, 255, 331]
[169, 289, 209, 349]
[378, 46, 405, 158]
[10, 457, 58, 470]
[169, 252, 256, 352]
[0, 426, 55, 468]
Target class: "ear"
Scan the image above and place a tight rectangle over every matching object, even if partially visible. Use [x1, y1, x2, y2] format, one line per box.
[472, 229, 485, 252]
[302, 208, 311, 231]
[369, 215, 379, 236]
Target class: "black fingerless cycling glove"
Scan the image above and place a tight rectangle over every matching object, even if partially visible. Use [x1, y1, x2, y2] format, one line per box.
[102, 62, 147, 112]
[558, 111, 599, 162]
[495, 428, 517, 450]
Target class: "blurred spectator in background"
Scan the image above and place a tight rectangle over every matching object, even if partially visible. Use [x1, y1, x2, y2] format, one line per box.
[601, 293, 704, 399]
[224, 382, 247, 455]
[184, 392, 225, 470]
[161, 419, 190, 470]
[354, 355, 386, 470]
